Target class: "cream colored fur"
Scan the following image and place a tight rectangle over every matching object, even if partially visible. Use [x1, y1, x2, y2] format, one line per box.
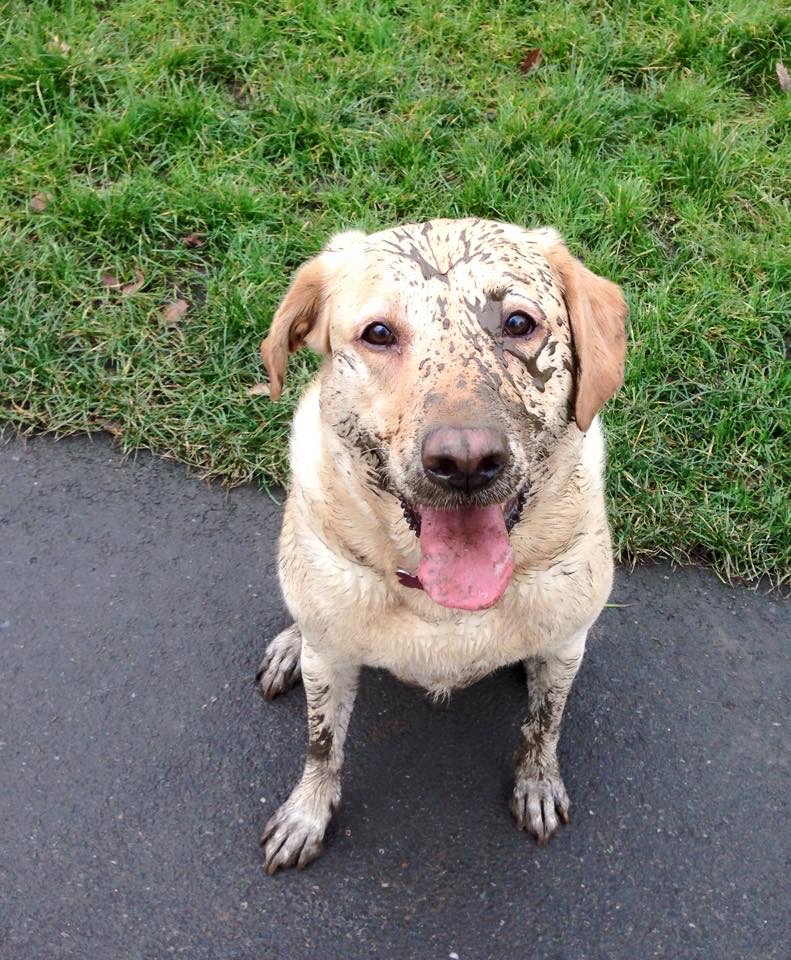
[284, 383, 610, 694]
[256, 218, 628, 873]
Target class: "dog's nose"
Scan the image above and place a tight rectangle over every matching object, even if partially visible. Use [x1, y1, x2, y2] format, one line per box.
[421, 426, 509, 494]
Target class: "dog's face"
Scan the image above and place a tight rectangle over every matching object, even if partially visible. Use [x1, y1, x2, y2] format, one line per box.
[262, 219, 627, 611]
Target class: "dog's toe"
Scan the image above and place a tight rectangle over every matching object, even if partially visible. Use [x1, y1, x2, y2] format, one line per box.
[510, 772, 570, 845]
[262, 801, 327, 875]
[257, 624, 302, 700]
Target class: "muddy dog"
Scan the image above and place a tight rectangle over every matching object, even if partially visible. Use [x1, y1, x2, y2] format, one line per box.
[256, 218, 627, 874]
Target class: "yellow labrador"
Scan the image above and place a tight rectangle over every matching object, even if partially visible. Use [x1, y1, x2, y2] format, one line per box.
[256, 218, 627, 873]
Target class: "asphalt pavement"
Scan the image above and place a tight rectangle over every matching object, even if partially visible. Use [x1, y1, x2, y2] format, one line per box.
[1, 432, 788, 960]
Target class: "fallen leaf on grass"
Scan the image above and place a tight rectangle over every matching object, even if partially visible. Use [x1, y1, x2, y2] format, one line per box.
[47, 35, 71, 55]
[246, 383, 271, 397]
[519, 48, 543, 75]
[99, 420, 124, 436]
[182, 231, 206, 248]
[776, 61, 790, 93]
[120, 269, 145, 297]
[30, 192, 53, 213]
[161, 299, 189, 326]
[101, 269, 145, 295]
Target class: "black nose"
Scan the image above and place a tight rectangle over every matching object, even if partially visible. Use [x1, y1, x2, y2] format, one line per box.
[421, 426, 509, 494]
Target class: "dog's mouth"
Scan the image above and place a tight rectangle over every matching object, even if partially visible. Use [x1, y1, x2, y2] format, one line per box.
[396, 488, 527, 612]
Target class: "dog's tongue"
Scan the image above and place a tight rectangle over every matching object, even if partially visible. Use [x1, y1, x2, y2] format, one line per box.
[417, 505, 514, 611]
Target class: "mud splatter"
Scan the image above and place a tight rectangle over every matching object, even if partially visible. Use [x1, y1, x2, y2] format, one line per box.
[504, 333, 556, 392]
[464, 294, 502, 337]
[308, 726, 333, 761]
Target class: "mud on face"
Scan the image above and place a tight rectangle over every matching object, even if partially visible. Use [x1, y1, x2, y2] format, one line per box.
[318, 219, 577, 512]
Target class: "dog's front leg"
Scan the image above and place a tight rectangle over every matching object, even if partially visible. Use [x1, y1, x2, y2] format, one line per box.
[262, 639, 358, 874]
[510, 629, 586, 845]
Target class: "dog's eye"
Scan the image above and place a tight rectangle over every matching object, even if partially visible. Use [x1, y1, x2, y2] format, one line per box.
[361, 322, 397, 347]
[503, 311, 537, 338]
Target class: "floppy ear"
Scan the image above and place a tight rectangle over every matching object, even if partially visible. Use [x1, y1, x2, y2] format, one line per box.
[545, 241, 628, 432]
[260, 256, 330, 401]
[260, 230, 366, 400]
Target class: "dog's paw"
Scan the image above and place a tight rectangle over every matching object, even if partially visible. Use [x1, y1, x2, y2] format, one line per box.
[256, 624, 302, 700]
[261, 796, 332, 875]
[510, 769, 570, 845]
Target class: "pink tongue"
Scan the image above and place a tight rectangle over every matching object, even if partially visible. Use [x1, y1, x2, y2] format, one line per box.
[417, 505, 514, 611]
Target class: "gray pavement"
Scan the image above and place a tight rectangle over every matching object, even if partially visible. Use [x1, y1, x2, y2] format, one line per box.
[0, 432, 788, 960]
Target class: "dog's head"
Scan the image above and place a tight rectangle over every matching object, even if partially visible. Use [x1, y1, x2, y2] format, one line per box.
[262, 218, 627, 612]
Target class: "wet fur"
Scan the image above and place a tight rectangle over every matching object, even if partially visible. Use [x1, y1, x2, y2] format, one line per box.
[256, 218, 627, 873]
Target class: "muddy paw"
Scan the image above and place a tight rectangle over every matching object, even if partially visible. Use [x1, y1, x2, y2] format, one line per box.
[256, 623, 302, 700]
[261, 797, 330, 875]
[510, 769, 570, 845]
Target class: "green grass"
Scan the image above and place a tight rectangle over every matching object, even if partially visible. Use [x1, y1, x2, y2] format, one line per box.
[1, 0, 789, 587]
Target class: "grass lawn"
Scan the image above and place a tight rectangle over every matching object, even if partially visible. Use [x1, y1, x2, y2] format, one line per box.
[1, 0, 789, 586]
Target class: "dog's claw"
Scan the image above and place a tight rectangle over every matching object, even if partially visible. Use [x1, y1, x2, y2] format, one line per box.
[257, 624, 302, 700]
[510, 771, 570, 845]
[262, 798, 329, 875]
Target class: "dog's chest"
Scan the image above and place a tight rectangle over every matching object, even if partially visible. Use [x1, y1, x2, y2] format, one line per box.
[368, 630, 521, 696]
[281, 508, 608, 695]
[321, 584, 560, 694]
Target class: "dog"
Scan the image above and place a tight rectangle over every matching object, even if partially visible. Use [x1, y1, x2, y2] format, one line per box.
[255, 218, 627, 874]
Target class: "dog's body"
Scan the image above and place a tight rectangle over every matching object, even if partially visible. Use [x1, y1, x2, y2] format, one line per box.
[256, 219, 627, 873]
[277, 381, 612, 695]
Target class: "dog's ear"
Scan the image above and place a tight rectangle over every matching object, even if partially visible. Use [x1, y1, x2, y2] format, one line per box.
[542, 237, 628, 432]
[260, 255, 329, 401]
[261, 230, 366, 400]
